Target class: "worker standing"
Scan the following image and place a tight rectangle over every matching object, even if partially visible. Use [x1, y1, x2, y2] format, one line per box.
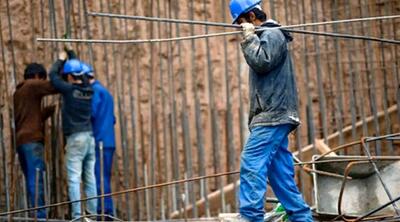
[14, 63, 57, 218]
[81, 62, 116, 220]
[229, 1, 313, 221]
[49, 51, 97, 220]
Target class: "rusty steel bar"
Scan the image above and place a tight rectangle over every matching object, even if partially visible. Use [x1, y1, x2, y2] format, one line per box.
[0, 11, 11, 214]
[343, 1, 361, 153]
[156, 0, 171, 219]
[311, 0, 328, 142]
[299, 0, 316, 150]
[36, 28, 400, 45]
[330, 0, 345, 148]
[380, 1, 394, 154]
[187, 0, 209, 216]
[105, 0, 132, 219]
[88, 11, 400, 31]
[222, 0, 236, 188]
[172, 0, 196, 217]
[202, 0, 224, 213]
[359, 0, 381, 155]
[148, 0, 157, 219]
[0, 170, 240, 216]
[82, 0, 94, 65]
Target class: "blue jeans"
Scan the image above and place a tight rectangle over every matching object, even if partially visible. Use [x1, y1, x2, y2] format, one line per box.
[239, 125, 312, 222]
[94, 147, 115, 215]
[65, 132, 97, 219]
[17, 142, 46, 218]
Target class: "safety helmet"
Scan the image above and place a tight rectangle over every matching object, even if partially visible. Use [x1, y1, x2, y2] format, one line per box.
[81, 62, 94, 77]
[63, 59, 83, 76]
[229, 0, 262, 24]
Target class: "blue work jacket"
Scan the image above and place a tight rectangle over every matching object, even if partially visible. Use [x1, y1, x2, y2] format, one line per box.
[91, 80, 116, 148]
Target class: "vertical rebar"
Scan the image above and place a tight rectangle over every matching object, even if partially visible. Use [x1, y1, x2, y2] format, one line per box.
[188, 0, 210, 217]
[98, 0, 111, 88]
[43, 171, 48, 221]
[82, 0, 94, 65]
[132, 1, 144, 220]
[359, 0, 381, 154]
[148, 0, 157, 220]
[29, 0, 37, 60]
[0, 12, 11, 214]
[5, 0, 17, 84]
[391, 2, 400, 124]
[120, 0, 140, 219]
[311, 0, 328, 142]
[299, 0, 316, 149]
[144, 165, 151, 220]
[379, 1, 393, 154]
[202, 0, 225, 213]
[222, 0, 236, 185]
[167, 0, 181, 215]
[99, 142, 105, 221]
[105, 0, 132, 219]
[330, 0, 345, 147]
[171, 0, 196, 217]
[236, 36, 245, 151]
[343, 2, 360, 153]
[158, 0, 172, 218]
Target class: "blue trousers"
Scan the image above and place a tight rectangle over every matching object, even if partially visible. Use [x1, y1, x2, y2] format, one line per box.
[239, 124, 312, 222]
[17, 142, 46, 218]
[94, 147, 115, 215]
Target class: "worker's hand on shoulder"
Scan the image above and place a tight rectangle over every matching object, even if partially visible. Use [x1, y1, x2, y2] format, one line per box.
[241, 22, 255, 40]
[58, 51, 68, 61]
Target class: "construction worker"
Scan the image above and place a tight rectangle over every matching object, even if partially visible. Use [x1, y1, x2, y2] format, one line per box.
[81, 62, 116, 219]
[14, 63, 57, 218]
[229, 1, 312, 221]
[49, 51, 97, 219]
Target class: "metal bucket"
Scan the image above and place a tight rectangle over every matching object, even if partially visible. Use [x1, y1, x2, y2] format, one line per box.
[312, 155, 400, 217]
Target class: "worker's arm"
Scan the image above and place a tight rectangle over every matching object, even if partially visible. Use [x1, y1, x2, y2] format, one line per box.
[41, 105, 56, 120]
[241, 26, 287, 74]
[26, 80, 58, 96]
[49, 52, 73, 94]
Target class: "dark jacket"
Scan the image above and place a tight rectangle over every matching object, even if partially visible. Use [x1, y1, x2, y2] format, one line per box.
[91, 80, 116, 148]
[241, 20, 300, 130]
[49, 60, 93, 136]
[14, 80, 57, 147]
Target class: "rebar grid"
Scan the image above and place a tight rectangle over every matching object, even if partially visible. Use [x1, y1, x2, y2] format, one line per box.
[1, 0, 400, 221]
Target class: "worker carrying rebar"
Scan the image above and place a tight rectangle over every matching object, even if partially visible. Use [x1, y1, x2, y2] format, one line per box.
[13, 63, 57, 218]
[49, 48, 97, 220]
[81, 61, 116, 220]
[229, 1, 312, 221]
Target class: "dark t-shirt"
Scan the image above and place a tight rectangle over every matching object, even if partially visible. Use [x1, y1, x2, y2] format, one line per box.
[14, 80, 57, 147]
[49, 60, 93, 136]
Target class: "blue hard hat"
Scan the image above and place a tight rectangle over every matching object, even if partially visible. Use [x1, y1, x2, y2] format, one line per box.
[229, 0, 262, 24]
[81, 62, 94, 77]
[63, 59, 83, 76]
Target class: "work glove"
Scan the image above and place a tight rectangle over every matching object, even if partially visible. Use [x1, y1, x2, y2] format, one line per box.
[241, 22, 255, 40]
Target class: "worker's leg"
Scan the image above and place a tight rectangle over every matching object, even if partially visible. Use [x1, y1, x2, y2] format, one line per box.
[268, 129, 313, 222]
[239, 125, 289, 222]
[17, 142, 46, 218]
[65, 133, 86, 219]
[95, 147, 115, 215]
[82, 132, 97, 215]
